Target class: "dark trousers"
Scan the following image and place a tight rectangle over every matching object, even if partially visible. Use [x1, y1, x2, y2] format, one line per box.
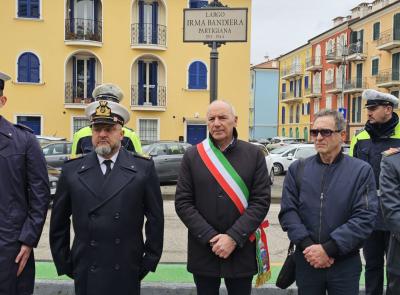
[387, 272, 400, 295]
[295, 250, 362, 295]
[363, 230, 390, 295]
[193, 274, 253, 295]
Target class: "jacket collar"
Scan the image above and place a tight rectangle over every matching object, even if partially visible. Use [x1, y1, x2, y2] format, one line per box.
[316, 149, 344, 165]
[0, 116, 13, 152]
[209, 127, 238, 153]
[77, 149, 137, 211]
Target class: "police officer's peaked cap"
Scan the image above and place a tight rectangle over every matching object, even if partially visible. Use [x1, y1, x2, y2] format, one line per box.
[0, 71, 11, 91]
[363, 89, 399, 108]
[85, 100, 130, 126]
[92, 83, 124, 103]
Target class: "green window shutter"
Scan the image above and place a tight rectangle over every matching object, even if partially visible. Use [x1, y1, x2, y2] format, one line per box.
[371, 59, 379, 76]
[373, 22, 380, 41]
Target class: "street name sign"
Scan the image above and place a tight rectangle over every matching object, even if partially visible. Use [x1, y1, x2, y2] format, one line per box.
[183, 8, 248, 42]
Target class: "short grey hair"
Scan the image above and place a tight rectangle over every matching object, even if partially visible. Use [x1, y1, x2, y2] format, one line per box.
[313, 109, 346, 131]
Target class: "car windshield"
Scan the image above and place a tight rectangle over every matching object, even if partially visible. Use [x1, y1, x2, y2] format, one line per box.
[142, 145, 153, 154]
[270, 146, 293, 154]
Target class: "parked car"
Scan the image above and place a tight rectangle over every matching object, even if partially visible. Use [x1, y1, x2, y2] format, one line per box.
[250, 142, 275, 184]
[266, 137, 300, 150]
[270, 144, 317, 175]
[142, 141, 191, 184]
[36, 135, 67, 147]
[42, 141, 72, 169]
[47, 165, 61, 206]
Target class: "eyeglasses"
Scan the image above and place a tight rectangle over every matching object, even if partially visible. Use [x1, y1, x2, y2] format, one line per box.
[310, 129, 342, 138]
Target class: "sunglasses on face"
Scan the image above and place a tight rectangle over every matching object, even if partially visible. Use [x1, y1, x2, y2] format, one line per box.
[310, 129, 342, 138]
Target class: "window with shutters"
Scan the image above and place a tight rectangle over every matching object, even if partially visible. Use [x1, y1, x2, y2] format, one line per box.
[188, 61, 207, 89]
[73, 117, 90, 134]
[18, 0, 40, 18]
[373, 22, 380, 41]
[17, 52, 40, 83]
[371, 58, 379, 76]
[281, 107, 286, 124]
[189, 0, 208, 8]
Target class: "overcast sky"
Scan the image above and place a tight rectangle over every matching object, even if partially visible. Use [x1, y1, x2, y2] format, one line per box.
[250, 0, 364, 65]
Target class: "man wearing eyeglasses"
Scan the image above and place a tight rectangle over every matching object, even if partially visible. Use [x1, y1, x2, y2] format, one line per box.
[349, 89, 400, 295]
[280, 109, 378, 295]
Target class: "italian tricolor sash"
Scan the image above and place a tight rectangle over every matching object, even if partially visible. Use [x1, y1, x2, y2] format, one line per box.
[197, 138, 271, 287]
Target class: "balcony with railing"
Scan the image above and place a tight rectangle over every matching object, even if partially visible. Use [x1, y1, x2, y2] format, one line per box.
[282, 91, 303, 103]
[131, 23, 167, 49]
[325, 80, 342, 94]
[346, 42, 367, 61]
[65, 18, 102, 45]
[305, 57, 322, 72]
[376, 69, 400, 88]
[343, 77, 367, 93]
[64, 82, 100, 108]
[376, 29, 400, 51]
[305, 86, 322, 98]
[131, 84, 167, 111]
[281, 64, 304, 80]
[325, 49, 343, 64]
[281, 92, 287, 100]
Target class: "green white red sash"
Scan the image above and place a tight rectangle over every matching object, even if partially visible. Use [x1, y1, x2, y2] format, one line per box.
[197, 138, 271, 287]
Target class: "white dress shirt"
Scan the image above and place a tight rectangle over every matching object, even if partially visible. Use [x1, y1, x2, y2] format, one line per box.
[97, 151, 119, 175]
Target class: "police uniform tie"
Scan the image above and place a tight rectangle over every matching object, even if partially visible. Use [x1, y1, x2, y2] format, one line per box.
[103, 159, 113, 178]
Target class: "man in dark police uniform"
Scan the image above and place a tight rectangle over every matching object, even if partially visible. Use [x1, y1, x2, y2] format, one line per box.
[0, 71, 50, 295]
[50, 93, 164, 295]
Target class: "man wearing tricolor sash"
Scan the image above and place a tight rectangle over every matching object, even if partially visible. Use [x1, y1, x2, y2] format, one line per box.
[175, 100, 271, 295]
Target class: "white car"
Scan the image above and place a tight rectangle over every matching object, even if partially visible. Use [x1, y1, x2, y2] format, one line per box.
[270, 144, 317, 175]
[250, 142, 275, 184]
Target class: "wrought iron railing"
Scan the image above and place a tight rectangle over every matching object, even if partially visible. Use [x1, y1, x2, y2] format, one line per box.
[131, 23, 167, 46]
[305, 56, 322, 68]
[376, 29, 400, 47]
[325, 80, 342, 91]
[344, 77, 367, 91]
[347, 42, 365, 55]
[65, 18, 102, 42]
[376, 68, 400, 84]
[131, 84, 166, 107]
[281, 64, 303, 77]
[65, 82, 99, 104]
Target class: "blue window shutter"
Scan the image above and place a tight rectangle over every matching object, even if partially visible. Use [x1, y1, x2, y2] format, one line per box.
[138, 61, 145, 105]
[305, 76, 309, 89]
[30, 0, 40, 18]
[29, 53, 40, 83]
[150, 61, 158, 105]
[138, 1, 144, 43]
[152, 1, 158, 44]
[94, 0, 98, 34]
[289, 81, 293, 92]
[18, 54, 29, 82]
[302, 104, 304, 115]
[394, 13, 400, 41]
[70, 0, 75, 33]
[282, 107, 285, 124]
[299, 78, 302, 96]
[282, 83, 286, 92]
[188, 62, 197, 89]
[72, 56, 77, 97]
[198, 62, 207, 89]
[88, 58, 96, 98]
[190, 0, 208, 8]
[18, 0, 28, 17]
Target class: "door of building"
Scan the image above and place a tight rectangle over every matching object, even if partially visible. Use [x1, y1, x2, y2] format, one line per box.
[187, 124, 207, 145]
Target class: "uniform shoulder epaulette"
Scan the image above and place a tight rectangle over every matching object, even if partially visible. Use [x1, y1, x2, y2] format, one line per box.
[14, 123, 33, 133]
[382, 147, 400, 157]
[133, 153, 151, 160]
[64, 154, 86, 163]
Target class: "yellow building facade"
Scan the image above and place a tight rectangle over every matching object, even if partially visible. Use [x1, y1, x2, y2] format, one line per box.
[0, 0, 251, 143]
[278, 44, 312, 142]
[347, 0, 400, 137]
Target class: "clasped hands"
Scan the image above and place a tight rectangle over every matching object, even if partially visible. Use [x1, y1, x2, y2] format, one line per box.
[303, 244, 334, 269]
[209, 234, 237, 259]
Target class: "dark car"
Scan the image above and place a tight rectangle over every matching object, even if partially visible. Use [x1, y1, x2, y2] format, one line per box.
[142, 141, 191, 184]
[42, 141, 72, 169]
[47, 165, 61, 207]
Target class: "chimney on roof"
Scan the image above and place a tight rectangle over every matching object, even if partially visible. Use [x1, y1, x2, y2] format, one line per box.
[358, 2, 370, 17]
[351, 5, 360, 19]
[333, 16, 345, 26]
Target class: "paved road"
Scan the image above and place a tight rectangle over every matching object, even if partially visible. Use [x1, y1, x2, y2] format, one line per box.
[36, 176, 290, 263]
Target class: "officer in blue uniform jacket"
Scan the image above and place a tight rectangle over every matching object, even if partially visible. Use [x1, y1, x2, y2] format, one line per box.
[50, 99, 164, 295]
[0, 71, 50, 295]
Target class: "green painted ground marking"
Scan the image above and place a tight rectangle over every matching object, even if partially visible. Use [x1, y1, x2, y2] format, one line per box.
[36, 261, 369, 285]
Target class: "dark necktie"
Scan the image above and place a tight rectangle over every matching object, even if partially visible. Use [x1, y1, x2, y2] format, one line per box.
[103, 160, 113, 178]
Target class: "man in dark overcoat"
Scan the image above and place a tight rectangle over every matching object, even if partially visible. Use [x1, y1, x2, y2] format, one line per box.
[0, 71, 50, 295]
[175, 100, 271, 295]
[50, 94, 164, 295]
